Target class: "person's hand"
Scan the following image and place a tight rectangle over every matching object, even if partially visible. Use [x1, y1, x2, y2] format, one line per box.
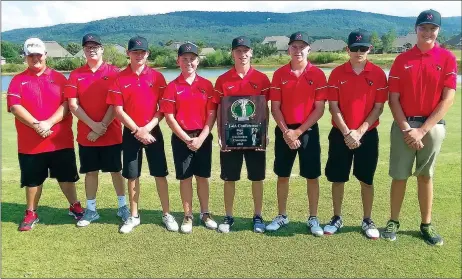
[133, 126, 155, 145]
[218, 137, 231, 152]
[288, 139, 301, 150]
[403, 128, 426, 145]
[187, 137, 204, 152]
[408, 140, 424, 150]
[344, 130, 363, 150]
[33, 120, 53, 138]
[87, 131, 100, 142]
[90, 122, 107, 136]
[283, 129, 301, 144]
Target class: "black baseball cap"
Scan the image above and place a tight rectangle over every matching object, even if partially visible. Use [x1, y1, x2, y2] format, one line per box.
[178, 42, 199, 56]
[128, 36, 149, 51]
[82, 33, 102, 46]
[348, 29, 372, 48]
[288, 31, 310, 45]
[232, 36, 251, 50]
[415, 9, 441, 27]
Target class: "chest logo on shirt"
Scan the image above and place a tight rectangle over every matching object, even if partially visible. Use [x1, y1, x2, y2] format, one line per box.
[198, 88, 206, 94]
[21, 81, 29, 85]
[365, 79, 374, 86]
[227, 85, 235, 89]
[404, 65, 413, 69]
[78, 77, 85, 81]
[249, 82, 258, 89]
[230, 98, 256, 121]
[436, 65, 442, 71]
[124, 84, 131, 88]
[307, 80, 313, 85]
[340, 80, 347, 85]
[102, 76, 109, 80]
[177, 90, 184, 95]
[282, 80, 289, 85]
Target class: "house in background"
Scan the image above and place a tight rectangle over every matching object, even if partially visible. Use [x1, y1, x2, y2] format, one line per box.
[165, 41, 185, 51]
[261, 36, 290, 54]
[391, 32, 417, 53]
[43, 41, 74, 58]
[74, 44, 126, 59]
[444, 33, 462, 49]
[310, 38, 347, 52]
[1, 56, 6, 65]
[199, 47, 215, 60]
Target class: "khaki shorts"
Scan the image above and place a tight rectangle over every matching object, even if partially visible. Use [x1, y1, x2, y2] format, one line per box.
[389, 120, 446, 180]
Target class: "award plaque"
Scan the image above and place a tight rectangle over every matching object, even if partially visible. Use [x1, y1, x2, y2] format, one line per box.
[220, 95, 267, 150]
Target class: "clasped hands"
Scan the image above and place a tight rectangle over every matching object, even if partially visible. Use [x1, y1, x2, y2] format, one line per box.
[402, 127, 425, 150]
[343, 130, 363, 150]
[87, 122, 108, 142]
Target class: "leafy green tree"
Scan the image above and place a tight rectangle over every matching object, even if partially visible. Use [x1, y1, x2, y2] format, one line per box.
[370, 31, 383, 53]
[66, 42, 82, 55]
[103, 45, 127, 68]
[381, 29, 397, 53]
[1, 41, 22, 62]
[252, 43, 278, 58]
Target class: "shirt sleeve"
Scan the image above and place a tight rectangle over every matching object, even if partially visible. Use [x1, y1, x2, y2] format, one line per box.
[54, 72, 68, 104]
[314, 70, 328, 101]
[260, 74, 271, 101]
[106, 78, 124, 106]
[443, 53, 458, 90]
[212, 76, 224, 105]
[6, 75, 22, 112]
[375, 69, 389, 103]
[159, 82, 176, 114]
[64, 71, 78, 99]
[156, 72, 168, 98]
[388, 58, 402, 94]
[269, 70, 282, 102]
[327, 70, 339, 102]
[206, 81, 218, 111]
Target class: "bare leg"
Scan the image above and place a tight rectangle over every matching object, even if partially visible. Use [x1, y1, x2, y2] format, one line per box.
[110, 172, 125, 197]
[84, 171, 99, 200]
[252, 180, 263, 216]
[417, 175, 433, 224]
[26, 186, 43, 210]
[360, 182, 374, 219]
[306, 178, 319, 216]
[155, 176, 170, 215]
[331, 182, 345, 217]
[224, 181, 236, 216]
[390, 179, 408, 221]
[196, 176, 209, 213]
[58, 182, 78, 204]
[276, 177, 290, 215]
[180, 177, 193, 216]
[127, 178, 140, 216]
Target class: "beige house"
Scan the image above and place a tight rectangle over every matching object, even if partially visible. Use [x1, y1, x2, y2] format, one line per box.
[391, 33, 417, 53]
[199, 47, 215, 60]
[1, 56, 6, 65]
[444, 33, 462, 49]
[44, 41, 74, 58]
[262, 36, 290, 54]
[311, 39, 347, 52]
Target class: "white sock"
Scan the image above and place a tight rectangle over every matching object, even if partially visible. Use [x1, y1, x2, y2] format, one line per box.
[86, 199, 96, 212]
[117, 196, 126, 208]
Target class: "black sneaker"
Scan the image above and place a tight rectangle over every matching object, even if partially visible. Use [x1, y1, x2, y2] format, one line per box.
[420, 224, 443, 246]
[381, 220, 400, 241]
[218, 216, 234, 233]
[253, 215, 265, 233]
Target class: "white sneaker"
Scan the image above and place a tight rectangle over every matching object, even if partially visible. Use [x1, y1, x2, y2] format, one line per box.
[162, 213, 179, 232]
[362, 219, 380, 240]
[200, 212, 218, 230]
[180, 215, 193, 234]
[119, 216, 140, 234]
[307, 216, 324, 237]
[266, 214, 289, 231]
[324, 215, 343, 235]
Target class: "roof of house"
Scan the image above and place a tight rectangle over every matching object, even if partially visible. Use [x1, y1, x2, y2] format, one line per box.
[199, 47, 215, 56]
[262, 36, 290, 51]
[392, 33, 417, 48]
[165, 41, 186, 50]
[0, 56, 5, 59]
[310, 39, 347, 52]
[444, 33, 462, 46]
[44, 41, 74, 58]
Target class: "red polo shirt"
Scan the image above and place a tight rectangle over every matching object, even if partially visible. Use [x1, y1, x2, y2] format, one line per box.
[328, 61, 388, 130]
[106, 65, 167, 127]
[64, 62, 122, 146]
[388, 44, 458, 117]
[212, 67, 271, 102]
[160, 74, 216, 131]
[269, 62, 328, 125]
[7, 68, 74, 154]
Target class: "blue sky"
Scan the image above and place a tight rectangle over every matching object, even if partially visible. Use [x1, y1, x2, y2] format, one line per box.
[1, 1, 461, 32]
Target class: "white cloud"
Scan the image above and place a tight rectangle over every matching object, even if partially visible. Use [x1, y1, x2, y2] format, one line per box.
[1, 1, 461, 32]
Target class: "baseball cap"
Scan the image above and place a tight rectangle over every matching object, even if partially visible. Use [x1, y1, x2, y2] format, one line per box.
[415, 9, 441, 27]
[348, 29, 372, 48]
[232, 36, 251, 50]
[288, 31, 310, 45]
[178, 42, 199, 56]
[23, 38, 46, 56]
[82, 33, 102, 46]
[128, 36, 149, 51]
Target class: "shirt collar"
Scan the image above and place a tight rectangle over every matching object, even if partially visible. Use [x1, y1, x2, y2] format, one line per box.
[230, 66, 254, 79]
[176, 73, 200, 85]
[344, 60, 373, 73]
[126, 64, 149, 76]
[26, 67, 52, 76]
[410, 43, 440, 57]
[83, 61, 107, 73]
[285, 61, 314, 75]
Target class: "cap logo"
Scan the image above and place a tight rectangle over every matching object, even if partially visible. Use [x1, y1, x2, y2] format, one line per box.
[186, 45, 192, 51]
[427, 14, 433, 20]
[356, 35, 363, 41]
[27, 43, 41, 48]
[88, 35, 93, 39]
[136, 40, 142, 46]
[295, 34, 302, 40]
[238, 38, 244, 43]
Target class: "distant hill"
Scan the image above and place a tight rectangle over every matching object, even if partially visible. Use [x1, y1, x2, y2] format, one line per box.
[2, 10, 461, 47]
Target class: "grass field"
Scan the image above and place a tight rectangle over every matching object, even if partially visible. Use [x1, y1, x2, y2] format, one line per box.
[1, 84, 461, 278]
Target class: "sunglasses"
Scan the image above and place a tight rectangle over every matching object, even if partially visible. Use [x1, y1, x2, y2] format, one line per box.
[349, 46, 370, 52]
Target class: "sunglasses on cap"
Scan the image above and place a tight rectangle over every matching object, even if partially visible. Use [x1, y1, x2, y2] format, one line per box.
[349, 46, 370, 52]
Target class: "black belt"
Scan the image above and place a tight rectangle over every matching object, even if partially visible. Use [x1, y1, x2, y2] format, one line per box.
[185, 129, 202, 138]
[406, 116, 445, 125]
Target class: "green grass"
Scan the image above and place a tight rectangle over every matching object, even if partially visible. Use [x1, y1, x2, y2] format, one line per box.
[1, 85, 461, 278]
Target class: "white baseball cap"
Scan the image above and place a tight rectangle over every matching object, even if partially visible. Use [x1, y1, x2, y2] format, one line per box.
[23, 38, 46, 55]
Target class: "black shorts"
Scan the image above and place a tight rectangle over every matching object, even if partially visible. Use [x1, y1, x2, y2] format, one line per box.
[325, 127, 379, 185]
[122, 126, 168, 179]
[273, 123, 321, 179]
[220, 149, 266, 182]
[78, 144, 122, 173]
[171, 130, 213, 180]
[18, 148, 80, 187]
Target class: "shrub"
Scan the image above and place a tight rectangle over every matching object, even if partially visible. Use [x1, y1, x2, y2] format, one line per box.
[0, 63, 27, 73]
[309, 52, 348, 64]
